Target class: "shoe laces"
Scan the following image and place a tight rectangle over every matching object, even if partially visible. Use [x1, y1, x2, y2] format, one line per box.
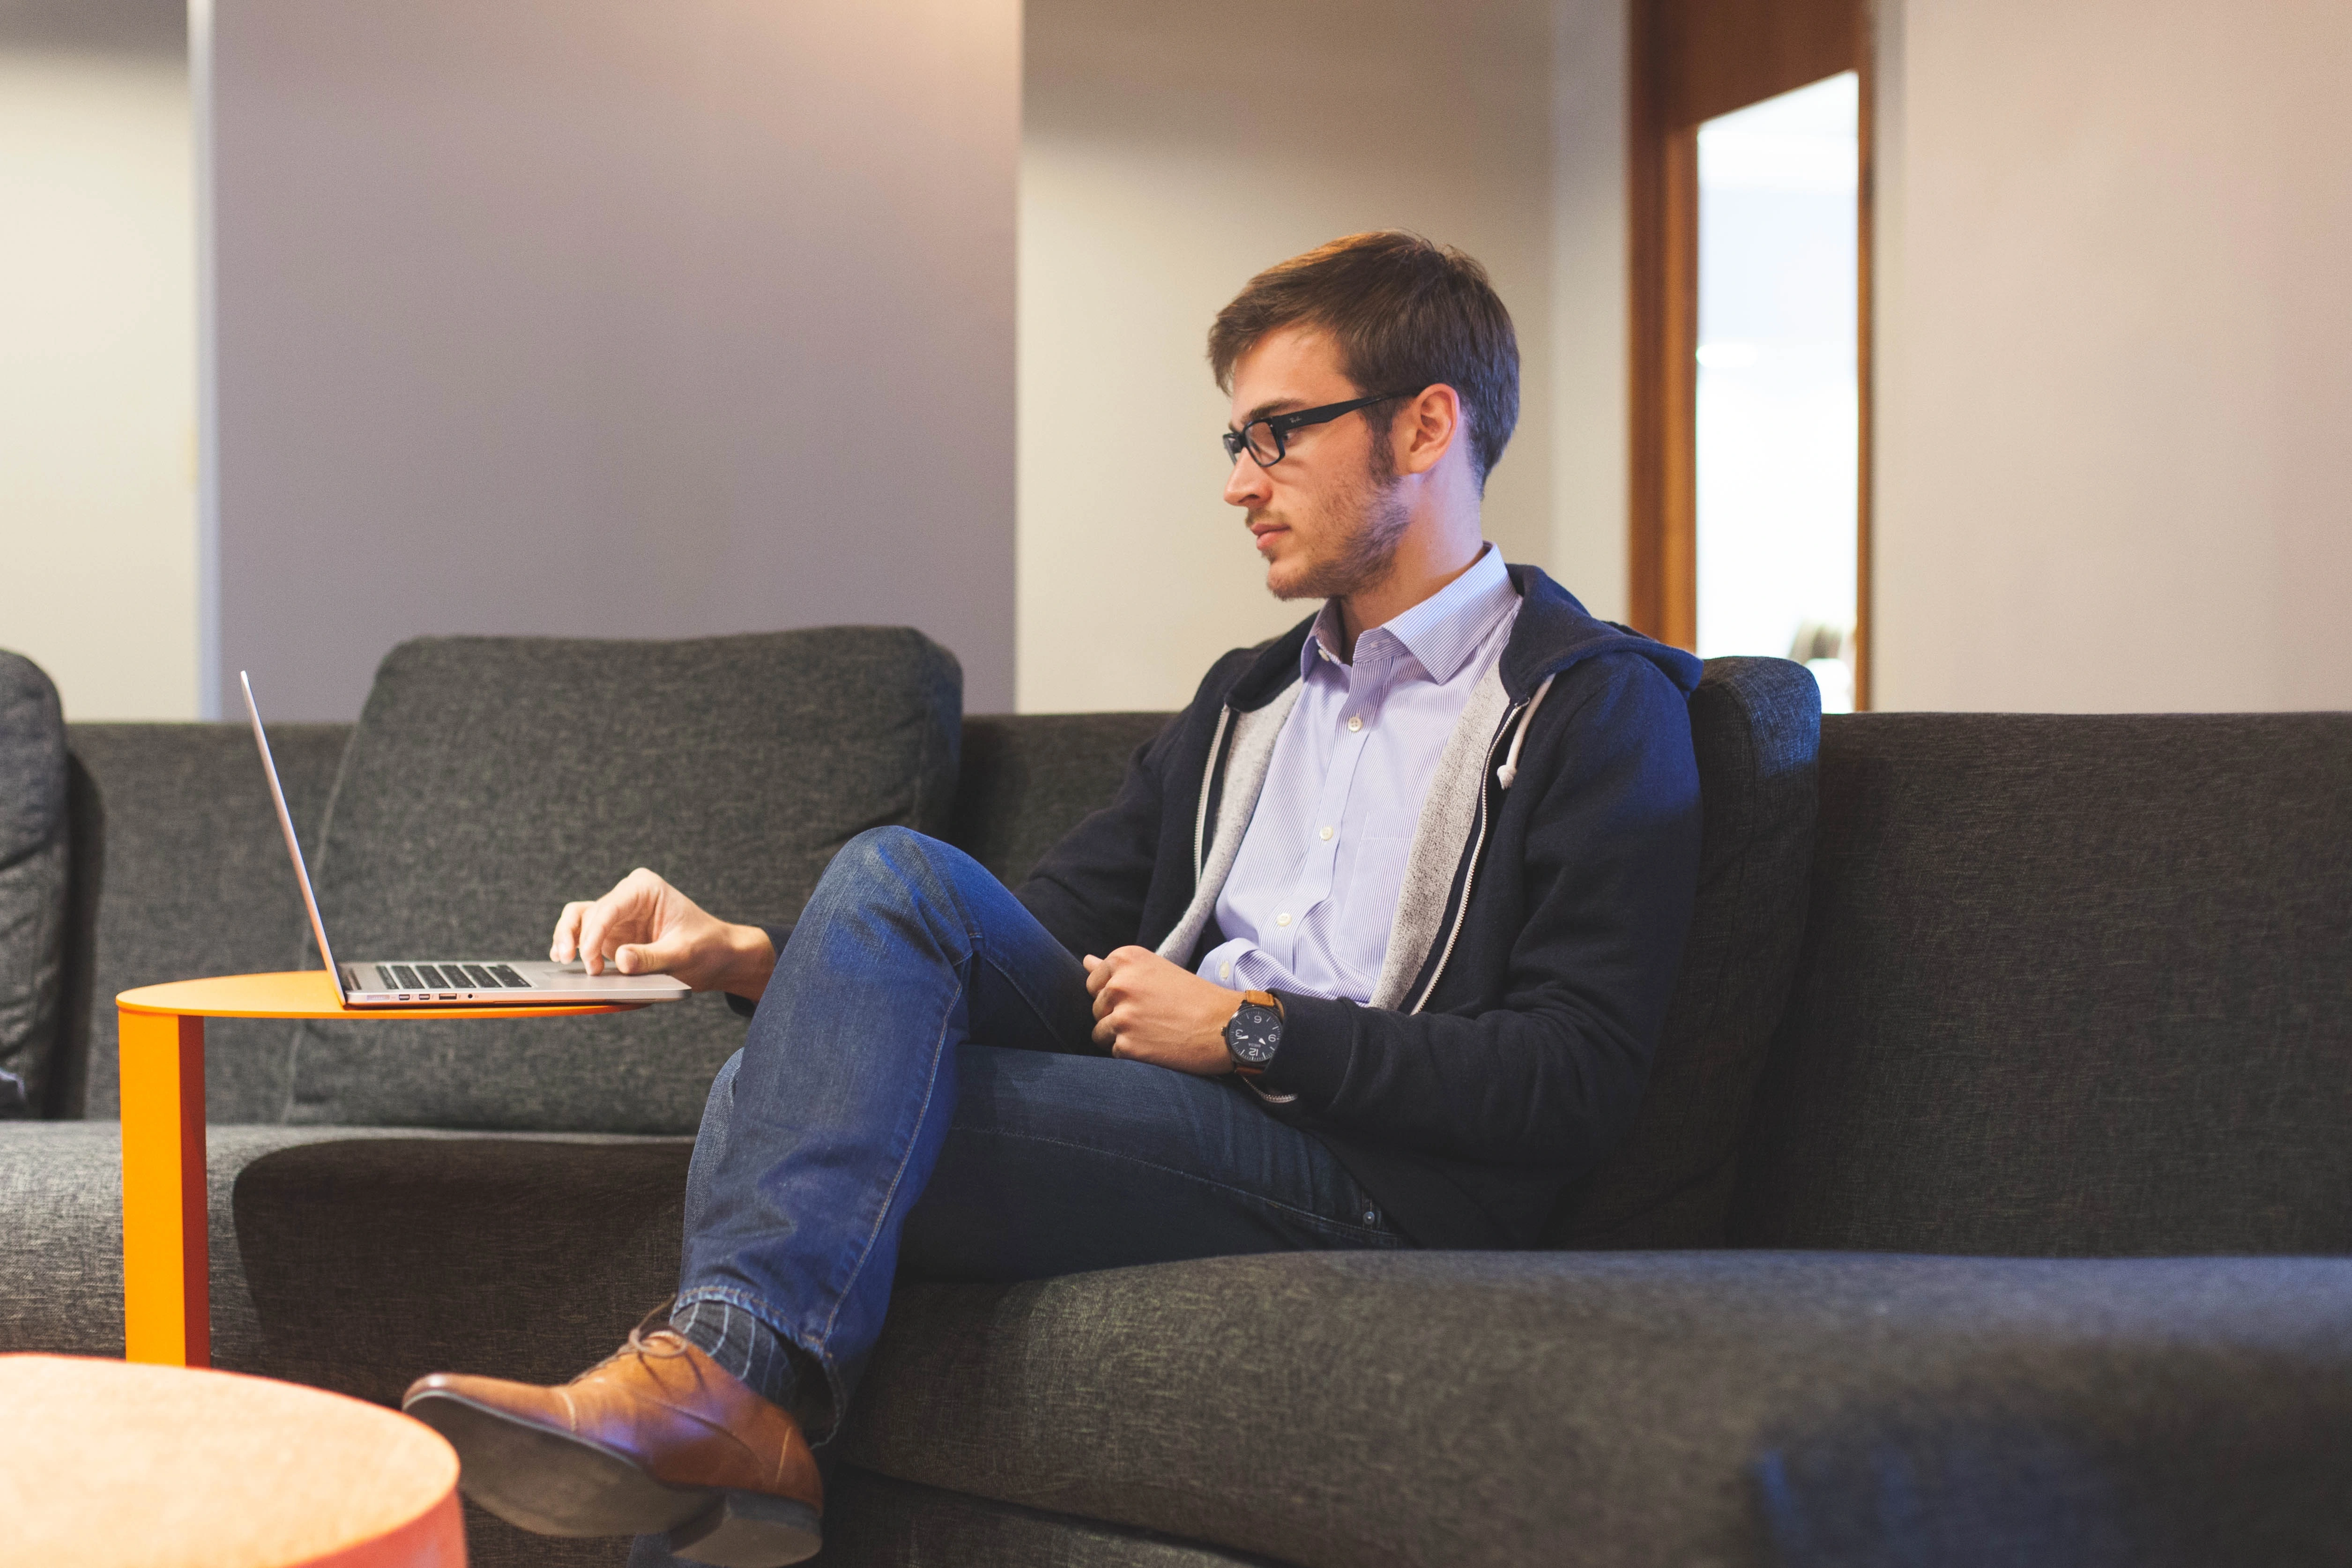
[577, 1297, 691, 1380]
[625, 1297, 692, 1358]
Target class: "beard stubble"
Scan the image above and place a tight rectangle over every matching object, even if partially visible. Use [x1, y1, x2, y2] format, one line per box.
[1261, 439, 1412, 603]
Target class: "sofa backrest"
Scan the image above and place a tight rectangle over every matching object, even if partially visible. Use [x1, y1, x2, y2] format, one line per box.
[1542, 655, 1820, 1247]
[0, 651, 69, 1117]
[56, 696, 1138, 1126]
[946, 713, 1170, 885]
[282, 629, 960, 1132]
[62, 721, 350, 1120]
[1731, 713, 2352, 1256]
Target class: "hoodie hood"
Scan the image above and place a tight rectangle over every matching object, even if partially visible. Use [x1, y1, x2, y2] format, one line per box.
[1224, 562, 1702, 712]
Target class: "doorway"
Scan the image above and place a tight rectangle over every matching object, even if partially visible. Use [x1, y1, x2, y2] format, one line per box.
[1628, 0, 1872, 709]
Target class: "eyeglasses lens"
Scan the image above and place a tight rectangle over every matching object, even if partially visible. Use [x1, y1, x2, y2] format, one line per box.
[1222, 422, 1290, 467]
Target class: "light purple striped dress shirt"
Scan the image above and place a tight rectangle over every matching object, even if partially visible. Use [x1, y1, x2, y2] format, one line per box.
[1199, 544, 1521, 1003]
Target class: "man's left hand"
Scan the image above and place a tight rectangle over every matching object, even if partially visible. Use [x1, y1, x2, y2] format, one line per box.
[1083, 946, 1238, 1076]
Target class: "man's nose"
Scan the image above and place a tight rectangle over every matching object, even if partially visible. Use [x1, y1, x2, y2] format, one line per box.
[1224, 451, 1270, 509]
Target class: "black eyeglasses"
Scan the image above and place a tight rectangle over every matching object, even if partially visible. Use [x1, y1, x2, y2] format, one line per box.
[1221, 390, 1418, 468]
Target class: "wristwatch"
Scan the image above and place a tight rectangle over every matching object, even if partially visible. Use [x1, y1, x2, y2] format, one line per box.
[1223, 990, 1284, 1079]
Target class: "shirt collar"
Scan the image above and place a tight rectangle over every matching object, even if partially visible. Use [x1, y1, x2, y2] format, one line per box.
[1302, 543, 1517, 683]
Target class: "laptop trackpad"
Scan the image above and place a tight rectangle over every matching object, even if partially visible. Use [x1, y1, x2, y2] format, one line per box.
[523, 960, 690, 993]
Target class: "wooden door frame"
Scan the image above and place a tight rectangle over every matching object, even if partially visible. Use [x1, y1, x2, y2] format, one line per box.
[1626, 0, 1875, 707]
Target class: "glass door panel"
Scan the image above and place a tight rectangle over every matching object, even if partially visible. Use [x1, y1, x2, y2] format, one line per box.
[1693, 70, 1860, 711]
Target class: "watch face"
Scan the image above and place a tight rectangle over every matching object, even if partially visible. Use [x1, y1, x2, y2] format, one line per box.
[1228, 1002, 1281, 1064]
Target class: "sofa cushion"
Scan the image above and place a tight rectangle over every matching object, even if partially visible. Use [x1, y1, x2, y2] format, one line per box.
[0, 652, 69, 1117]
[0, 1123, 673, 1568]
[229, 1133, 692, 1407]
[1542, 655, 1820, 1246]
[62, 722, 350, 1121]
[1733, 713, 2352, 1255]
[284, 629, 960, 1131]
[0, 1120, 586, 1366]
[841, 1250, 2352, 1568]
[822, 1469, 1265, 1568]
[948, 713, 1172, 886]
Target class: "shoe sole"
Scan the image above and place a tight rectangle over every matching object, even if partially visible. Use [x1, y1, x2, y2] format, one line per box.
[403, 1390, 821, 1566]
[669, 1490, 825, 1568]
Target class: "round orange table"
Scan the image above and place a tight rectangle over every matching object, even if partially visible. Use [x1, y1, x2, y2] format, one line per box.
[116, 972, 640, 1368]
[0, 1353, 464, 1567]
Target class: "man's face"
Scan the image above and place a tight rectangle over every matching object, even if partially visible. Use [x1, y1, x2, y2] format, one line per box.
[1223, 325, 1409, 602]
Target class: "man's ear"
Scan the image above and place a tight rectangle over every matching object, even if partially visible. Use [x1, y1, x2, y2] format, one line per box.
[1393, 385, 1463, 477]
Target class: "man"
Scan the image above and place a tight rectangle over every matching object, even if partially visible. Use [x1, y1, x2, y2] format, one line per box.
[404, 231, 1703, 1568]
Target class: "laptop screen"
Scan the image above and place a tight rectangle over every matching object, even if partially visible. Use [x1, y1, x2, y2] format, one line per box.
[239, 672, 348, 1005]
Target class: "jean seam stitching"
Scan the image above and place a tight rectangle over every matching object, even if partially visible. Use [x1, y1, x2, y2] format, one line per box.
[953, 1123, 1399, 1242]
[814, 983, 959, 1353]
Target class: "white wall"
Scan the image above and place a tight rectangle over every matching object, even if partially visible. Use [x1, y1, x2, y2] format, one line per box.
[1017, 0, 1629, 713]
[1873, 0, 2352, 711]
[0, 14, 198, 720]
[1549, 0, 1631, 629]
[210, 0, 1020, 721]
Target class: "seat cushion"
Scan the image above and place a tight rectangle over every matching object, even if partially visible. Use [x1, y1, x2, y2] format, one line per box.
[1542, 655, 1820, 1246]
[0, 652, 69, 1117]
[0, 1122, 677, 1568]
[1733, 713, 2352, 1255]
[55, 1121, 2349, 1568]
[283, 628, 960, 1131]
[228, 1133, 692, 1406]
[0, 1121, 637, 1367]
[823, 1469, 1265, 1568]
[842, 1250, 2352, 1568]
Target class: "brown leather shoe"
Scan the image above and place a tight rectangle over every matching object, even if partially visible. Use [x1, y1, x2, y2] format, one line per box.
[402, 1321, 822, 1568]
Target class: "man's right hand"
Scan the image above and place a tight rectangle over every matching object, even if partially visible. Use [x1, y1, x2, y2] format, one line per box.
[551, 868, 776, 1000]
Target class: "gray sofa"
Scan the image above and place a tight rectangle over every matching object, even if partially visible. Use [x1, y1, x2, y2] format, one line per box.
[3, 633, 2349, 1568]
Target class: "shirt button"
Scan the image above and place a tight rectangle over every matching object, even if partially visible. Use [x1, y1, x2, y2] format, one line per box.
[1319, 825, 1333, 841]
[1347, 715, 1363, 732]
[1220, 963, 1231, 981]
[1276, 913, 1291, 927]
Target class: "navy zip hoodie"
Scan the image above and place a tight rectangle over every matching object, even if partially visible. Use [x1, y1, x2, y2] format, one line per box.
[1015, 564, 1703, 1249]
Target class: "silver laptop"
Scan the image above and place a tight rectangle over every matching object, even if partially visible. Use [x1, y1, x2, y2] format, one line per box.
[241, 671, 691, 1009]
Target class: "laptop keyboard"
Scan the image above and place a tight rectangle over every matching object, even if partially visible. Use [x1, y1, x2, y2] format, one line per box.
[376, 963, 533, 992]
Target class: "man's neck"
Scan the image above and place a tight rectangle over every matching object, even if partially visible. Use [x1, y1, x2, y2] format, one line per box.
[1334, 536, 1489, 660]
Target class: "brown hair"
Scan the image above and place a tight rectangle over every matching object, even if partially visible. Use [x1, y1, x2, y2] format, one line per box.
[1208, 230, 1520, 485]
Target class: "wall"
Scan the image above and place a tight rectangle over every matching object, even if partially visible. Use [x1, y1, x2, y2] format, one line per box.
[1873, 0, 2352, 711]
[0, 0, 197, 720]
[1017, 0, 1630, 713]
[1548, 0, 1633, 632]
[36, 0, 2326, 723]
[210, 0, 1020, 721]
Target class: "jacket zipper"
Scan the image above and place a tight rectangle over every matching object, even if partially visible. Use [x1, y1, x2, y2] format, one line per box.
[1198, 700, 1298, 1104]
[1407, 705, 1521, 1015]
[1193, 705, 1233, 885]
[1201, 682, 1534, 1015]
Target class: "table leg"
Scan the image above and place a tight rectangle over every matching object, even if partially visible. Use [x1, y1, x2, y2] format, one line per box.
[119, 1008, 208, 1367]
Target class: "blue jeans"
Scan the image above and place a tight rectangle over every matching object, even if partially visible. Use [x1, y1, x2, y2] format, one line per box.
[672, 826, 1402, 1434]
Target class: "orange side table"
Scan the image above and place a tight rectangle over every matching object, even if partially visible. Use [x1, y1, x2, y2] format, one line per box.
[0, 1352, 466, 1567]
[115, 971, 640, 1368]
